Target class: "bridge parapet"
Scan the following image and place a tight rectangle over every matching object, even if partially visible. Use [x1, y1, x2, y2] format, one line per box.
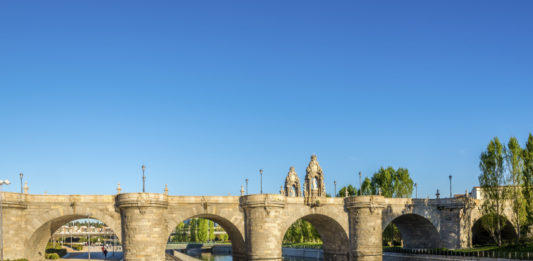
[116, 192, 168, 208]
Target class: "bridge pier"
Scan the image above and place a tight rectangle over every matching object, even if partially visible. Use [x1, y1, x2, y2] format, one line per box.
[1, 196, 27, 260]
[117, 193, 169, 261]
[240, 194, 286, 261]
[345, 196, 385, 261]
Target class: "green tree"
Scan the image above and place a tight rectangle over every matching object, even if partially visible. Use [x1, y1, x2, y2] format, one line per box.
[371, 167, 395, 197]
[394, 168, 414, 198]
[370, 167, 413, 198]
[383, 223, 402, 246]
[189, 219, 197, 242]
[338, 185, 357, 197]
[505, 137, 526, 242]
[523, 134, 533, 225]
[197, 218, 208, 242]
[209, 220, 215, 241]
[282, 219, 321, 244]
[479, 137, 507, 246]
[360, 177, 372, 195]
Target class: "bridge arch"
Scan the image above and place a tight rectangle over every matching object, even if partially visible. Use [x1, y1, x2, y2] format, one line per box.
[471, 214, 517, 246]
[26, 206, 121, 261]
[166, 209, 246, 260]
[383, 213, 440, 249]
[281, 212, 350, 260]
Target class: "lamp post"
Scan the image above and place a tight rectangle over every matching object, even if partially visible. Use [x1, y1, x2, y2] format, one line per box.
[358, 171, 362, 196]
[259, 169, 263, 194]
[87, 215, 91, 261]
[414, 183, 418, 198]
[142, 165, 146, 193]
[19, 173, 23, 194]
[245, 179, 248, 195]
[0, 179, 11, 261]
[334, 180, 337, 197]
[449, 175, 452, 198]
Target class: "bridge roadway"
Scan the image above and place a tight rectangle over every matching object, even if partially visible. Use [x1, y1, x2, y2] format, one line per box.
[0, 192, 515, 261]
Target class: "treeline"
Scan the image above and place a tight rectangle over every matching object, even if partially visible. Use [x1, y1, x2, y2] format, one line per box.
[170, 218, 228, 243]
[478, 134, 533, 246]
[336, 166, 414, 198]
[283, 219, 321, 244]
[67, 220, 105, 228]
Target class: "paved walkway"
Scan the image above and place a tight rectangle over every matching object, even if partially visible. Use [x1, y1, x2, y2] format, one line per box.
[60, 246, 123, 261]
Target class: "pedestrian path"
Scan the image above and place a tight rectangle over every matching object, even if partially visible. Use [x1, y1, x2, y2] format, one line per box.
[60, 246, 123, 261]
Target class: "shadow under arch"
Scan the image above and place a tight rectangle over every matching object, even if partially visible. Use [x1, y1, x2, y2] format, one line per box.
[27, 214, 121, 261]
[167, 213, 246, 261]
[383, 213, 440, 249]
[471, 214, 516, 246]
[281, 213, 350, 261]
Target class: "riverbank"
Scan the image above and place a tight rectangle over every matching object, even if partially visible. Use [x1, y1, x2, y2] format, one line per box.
[384, 252, 526, 260]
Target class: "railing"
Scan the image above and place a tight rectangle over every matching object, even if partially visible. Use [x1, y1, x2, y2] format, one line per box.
[384, 247, 533, 260]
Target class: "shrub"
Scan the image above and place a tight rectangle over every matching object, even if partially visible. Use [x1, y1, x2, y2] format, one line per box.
[45, 253, 60, 259]
[45, 248, 67, 257]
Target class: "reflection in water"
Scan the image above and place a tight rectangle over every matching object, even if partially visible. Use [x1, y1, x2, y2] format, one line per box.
[198, 253, 231, 261]
[196, 253, 322, 261]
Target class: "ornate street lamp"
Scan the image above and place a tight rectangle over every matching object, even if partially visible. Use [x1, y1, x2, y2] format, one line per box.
[449, 175, 452, 198]
[259, 169, 263, 194]
[142, 165, 146, 193]
[334, 180, 337, 197]
[358, 171, 362, 195]
[19, 173, 23, 194]
[245, 178, 248, 195]
[1, 179, 12, 261]
[414, 183, 418, 198]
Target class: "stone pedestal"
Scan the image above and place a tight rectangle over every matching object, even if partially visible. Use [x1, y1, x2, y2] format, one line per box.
[345, 196, 385, 261]
[117, 193, 168, 261]
[240, 194, 286, 261]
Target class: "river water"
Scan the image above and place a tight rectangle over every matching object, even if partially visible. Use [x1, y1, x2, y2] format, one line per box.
[195, 252, 477, 261]
[195, 253, 322, 261]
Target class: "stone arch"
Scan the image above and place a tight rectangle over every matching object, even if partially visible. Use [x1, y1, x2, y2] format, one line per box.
[471, 214, 517, 246]
[383, 213, 440, 249]
[166, 213, 246, 260]
[26, 206, 121, 261]
[281, 213, 350, 261]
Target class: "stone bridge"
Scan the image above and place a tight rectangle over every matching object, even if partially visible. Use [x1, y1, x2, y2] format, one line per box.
[0, 191, 512, 261]
[0, 156, 516, 261]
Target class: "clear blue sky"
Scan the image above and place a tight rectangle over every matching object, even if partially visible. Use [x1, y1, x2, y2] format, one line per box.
[1, 1, 532, 198]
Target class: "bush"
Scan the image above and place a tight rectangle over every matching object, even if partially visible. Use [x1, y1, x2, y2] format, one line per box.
[45, 248, 67, 257]
[64, 243, 84, 251]
[45, 253, 60, 259]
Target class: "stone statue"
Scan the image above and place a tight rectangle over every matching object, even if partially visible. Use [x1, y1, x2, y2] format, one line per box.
[304, 154, 326, 199]
[284, 166, 301, 197]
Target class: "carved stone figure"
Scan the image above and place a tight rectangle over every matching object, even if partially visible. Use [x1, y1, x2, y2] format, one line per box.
[304, 154, 326, 198]
[284, 166, 301, 197]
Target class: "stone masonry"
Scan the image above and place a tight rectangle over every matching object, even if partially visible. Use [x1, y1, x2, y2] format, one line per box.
[0, 155, 519, 261]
